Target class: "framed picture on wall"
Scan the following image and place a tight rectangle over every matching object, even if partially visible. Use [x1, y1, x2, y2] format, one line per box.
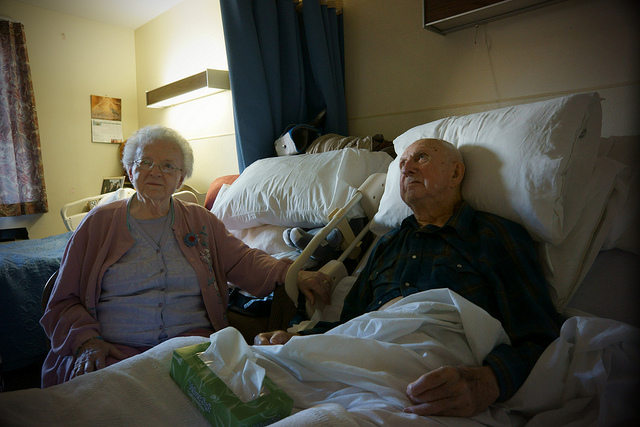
[101, 176, 125, 194]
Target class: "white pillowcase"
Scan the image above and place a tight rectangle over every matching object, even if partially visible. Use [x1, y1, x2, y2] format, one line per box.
[98, 187, 136, 205]
[372, 93, 603, 244]
[537, 156, 627, 310]
[212, 149, 393, 230]
[229, 225, 292, 255]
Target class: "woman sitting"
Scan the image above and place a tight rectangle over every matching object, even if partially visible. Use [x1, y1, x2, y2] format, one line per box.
[41, 125, 331, 387]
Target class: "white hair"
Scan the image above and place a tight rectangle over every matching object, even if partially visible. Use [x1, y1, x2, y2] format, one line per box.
[122, 125, 194, 178]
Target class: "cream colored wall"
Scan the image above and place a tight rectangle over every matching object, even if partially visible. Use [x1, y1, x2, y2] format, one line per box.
[0, 0, 138, 239]
[2, 0, 637, 239]
[134, 0, 238, 195]
[342, 0, 639, 140]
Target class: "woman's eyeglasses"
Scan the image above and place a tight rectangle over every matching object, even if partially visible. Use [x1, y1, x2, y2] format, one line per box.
[133, 159, 182, 174]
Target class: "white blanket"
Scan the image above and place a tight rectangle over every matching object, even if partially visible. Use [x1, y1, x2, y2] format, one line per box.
[1, 290, 637, 426]
[259, 289, 510, 425]
[262, 290, 640, 426]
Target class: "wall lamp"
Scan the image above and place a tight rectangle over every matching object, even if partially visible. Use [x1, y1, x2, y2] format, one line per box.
[146, 69, 230, 108]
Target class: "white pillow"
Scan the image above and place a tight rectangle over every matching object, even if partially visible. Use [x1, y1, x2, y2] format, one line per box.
[230, 225, 292, 255]
[372, 93, 603, 244]
[212, 149, 393, 230]
[97, 187, 135, 205]
[537, 156, 627, 310]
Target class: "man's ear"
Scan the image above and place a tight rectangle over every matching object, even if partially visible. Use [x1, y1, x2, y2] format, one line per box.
[451, 162, 465, 187]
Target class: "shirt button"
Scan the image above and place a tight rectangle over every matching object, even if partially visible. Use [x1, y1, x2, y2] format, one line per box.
[457, 264, 462, 268]
[404, 282, 410, 287]
[411, 254, 417, 259]
[159, 302, 163, 307]
[160, 268, 165, 273]
[156, 249, 160, 253]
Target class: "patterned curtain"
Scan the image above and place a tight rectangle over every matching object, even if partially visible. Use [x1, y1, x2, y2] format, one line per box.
[0, 19, 48, 217]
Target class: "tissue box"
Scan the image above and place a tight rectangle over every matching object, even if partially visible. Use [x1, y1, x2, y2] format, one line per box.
[170, 342, 293, 426]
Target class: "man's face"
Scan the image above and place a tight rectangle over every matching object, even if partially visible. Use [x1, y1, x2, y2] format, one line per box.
[398, 139, 456, 206]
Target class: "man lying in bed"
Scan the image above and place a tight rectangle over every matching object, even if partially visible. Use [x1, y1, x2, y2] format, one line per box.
[256, 138, 564, 418]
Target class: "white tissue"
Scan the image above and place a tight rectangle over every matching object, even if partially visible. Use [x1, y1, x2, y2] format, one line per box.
[198, 327, 267, 403]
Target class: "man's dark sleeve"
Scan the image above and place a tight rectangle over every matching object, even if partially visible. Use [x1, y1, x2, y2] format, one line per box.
[480, 219, 564, 401]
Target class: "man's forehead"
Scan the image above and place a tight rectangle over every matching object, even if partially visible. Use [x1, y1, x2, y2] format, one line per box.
[402, 139, 441, 156]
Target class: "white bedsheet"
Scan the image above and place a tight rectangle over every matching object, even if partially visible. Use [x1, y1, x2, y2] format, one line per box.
[1, 290, 637, 426]
[261, 290, 640, 426]
[259, 290, 509, 425]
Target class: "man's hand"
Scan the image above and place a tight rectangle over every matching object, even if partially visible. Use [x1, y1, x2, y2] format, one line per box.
[404, 365, 499, 417]
[297, 270, 331, 306]
[71, 337, 126, 379]
[254, 330, 299, 346]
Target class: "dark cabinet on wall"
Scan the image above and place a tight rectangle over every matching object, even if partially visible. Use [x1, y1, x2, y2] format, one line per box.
[423, 0, 566, 35]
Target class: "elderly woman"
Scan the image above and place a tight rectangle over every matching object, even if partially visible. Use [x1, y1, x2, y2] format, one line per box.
[40, 125, 331, 387]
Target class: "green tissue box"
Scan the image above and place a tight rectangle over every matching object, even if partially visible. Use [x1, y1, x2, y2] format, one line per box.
[170, 342, 293, 426]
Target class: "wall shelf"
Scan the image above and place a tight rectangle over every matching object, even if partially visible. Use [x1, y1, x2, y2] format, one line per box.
[423, 0, 566, 35]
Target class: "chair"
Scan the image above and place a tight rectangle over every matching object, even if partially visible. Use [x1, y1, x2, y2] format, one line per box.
[41, 270, 58, 350]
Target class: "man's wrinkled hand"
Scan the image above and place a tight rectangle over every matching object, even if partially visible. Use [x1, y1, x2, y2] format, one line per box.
[404, 365, 499, 417]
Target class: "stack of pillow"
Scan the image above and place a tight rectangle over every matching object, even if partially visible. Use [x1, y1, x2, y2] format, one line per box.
[211, 148, 394, 255]
[370, 92, 632, 311]
[211, 92, 636, 314]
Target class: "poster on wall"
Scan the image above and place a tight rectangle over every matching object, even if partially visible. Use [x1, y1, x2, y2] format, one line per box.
[90, 95, 123, 143]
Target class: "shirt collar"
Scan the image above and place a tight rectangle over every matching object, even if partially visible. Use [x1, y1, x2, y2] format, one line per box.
[401, 200, 474, 238]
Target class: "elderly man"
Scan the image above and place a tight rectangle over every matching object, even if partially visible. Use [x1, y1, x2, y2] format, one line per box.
[256, 138, 563, 417]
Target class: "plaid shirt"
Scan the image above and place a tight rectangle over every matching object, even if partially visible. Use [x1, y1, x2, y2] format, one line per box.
[307, 201, 563, 402]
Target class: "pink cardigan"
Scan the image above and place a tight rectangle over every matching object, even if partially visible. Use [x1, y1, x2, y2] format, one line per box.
[41, 197, 291, 387]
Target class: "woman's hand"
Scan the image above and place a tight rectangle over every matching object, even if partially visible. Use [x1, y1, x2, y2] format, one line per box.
[70, 337, 126, 379]
[296, 270, 332, 306]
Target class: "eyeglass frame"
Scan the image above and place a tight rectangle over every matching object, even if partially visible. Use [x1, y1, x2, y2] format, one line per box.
[133, 158, 183, 174]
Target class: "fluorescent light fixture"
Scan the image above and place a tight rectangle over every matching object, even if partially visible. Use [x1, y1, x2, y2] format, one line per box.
[146, 69, 230, 108]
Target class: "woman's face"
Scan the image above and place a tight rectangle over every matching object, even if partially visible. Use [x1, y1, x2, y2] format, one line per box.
[127, 139, 186, 203]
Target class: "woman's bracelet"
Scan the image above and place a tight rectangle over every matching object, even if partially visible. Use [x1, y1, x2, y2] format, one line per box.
[75, 336, 103, 358]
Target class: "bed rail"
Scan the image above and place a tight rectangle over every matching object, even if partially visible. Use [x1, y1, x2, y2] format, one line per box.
[284, 172, 386, 318]
[60, 189, 198, 231]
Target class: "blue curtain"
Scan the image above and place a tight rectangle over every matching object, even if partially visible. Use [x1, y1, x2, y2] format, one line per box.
[220, 0, 347, 171]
